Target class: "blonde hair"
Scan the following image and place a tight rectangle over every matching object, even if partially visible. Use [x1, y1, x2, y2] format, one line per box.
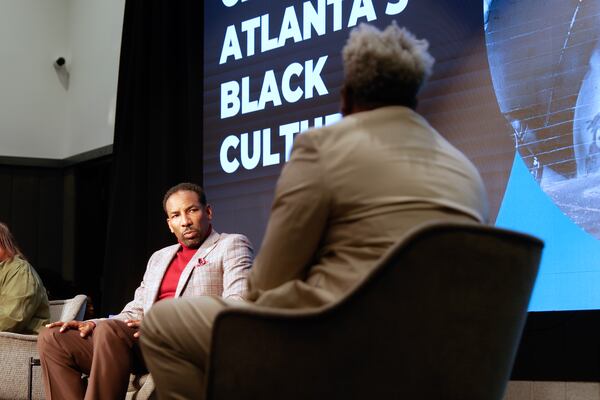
[0, 222, 25, 262]
[342, 22, 435, 108]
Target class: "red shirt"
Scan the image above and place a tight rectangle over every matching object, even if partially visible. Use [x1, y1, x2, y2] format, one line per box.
[157, 242, 197, 301]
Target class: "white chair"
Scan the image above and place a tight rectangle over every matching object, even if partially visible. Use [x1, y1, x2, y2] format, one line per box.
[0, 294, 87, 400]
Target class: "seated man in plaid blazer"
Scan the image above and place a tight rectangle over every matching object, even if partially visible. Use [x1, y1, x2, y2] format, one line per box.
[37, 182, 253, 400]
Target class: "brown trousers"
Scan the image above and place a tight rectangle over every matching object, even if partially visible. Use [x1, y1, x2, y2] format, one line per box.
[37, 319, 146, 400]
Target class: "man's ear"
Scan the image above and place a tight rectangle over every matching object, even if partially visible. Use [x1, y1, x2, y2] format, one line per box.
[166, 217, 174, 233]
[341, 85, 353, 116]
[205, 204, 213, 221]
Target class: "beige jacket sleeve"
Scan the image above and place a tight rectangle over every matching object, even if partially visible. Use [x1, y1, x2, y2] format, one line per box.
[248, 133, 330, 300]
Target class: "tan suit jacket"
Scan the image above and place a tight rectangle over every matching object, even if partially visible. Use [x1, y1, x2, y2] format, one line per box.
[248, 106, 488, 308]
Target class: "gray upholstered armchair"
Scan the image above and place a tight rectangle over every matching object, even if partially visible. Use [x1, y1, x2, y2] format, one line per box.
[0, 294, 87, 400]
[204, 222, 544, 400]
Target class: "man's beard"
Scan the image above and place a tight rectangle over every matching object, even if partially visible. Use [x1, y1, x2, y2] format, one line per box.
[181, 229, 202, 248]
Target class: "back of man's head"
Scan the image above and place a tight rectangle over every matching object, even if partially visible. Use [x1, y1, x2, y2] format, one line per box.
[342, 22, 435, 111]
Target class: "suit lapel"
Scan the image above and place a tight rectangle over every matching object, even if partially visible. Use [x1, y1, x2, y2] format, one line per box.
[147, 244, 180, 307]
[174, 230, 221, 297]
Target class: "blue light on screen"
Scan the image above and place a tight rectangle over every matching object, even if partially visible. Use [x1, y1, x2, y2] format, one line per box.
[496, 154, 600, 311]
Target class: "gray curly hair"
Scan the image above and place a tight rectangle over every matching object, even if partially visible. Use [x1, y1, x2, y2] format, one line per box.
[342, 22, 435, 109]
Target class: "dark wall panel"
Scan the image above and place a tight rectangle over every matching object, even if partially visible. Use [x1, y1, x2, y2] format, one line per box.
[37, 171, 64, 275]
[0, 157, 111, 309]
[71, 158, 112, 314]
[0, 170, 12, 223]
[0, 166, 63, 276]
[10, 171, 40, 268]
[512, 310, 600, 381]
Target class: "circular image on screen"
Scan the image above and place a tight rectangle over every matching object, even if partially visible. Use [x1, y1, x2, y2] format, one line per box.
[484, 0, 600, 238]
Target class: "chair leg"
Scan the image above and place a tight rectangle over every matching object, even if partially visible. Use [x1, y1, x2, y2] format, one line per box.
[28, 357, 41, 400]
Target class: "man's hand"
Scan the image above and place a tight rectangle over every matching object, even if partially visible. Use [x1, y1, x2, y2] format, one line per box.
[125, 319, 142, 338]
[45, 320, 96, 337]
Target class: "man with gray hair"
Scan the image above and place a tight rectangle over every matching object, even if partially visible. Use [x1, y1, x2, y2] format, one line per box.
[140, 23, 488, 399]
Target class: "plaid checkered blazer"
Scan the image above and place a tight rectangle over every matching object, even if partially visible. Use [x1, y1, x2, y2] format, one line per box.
[112, 230, 253, 321]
